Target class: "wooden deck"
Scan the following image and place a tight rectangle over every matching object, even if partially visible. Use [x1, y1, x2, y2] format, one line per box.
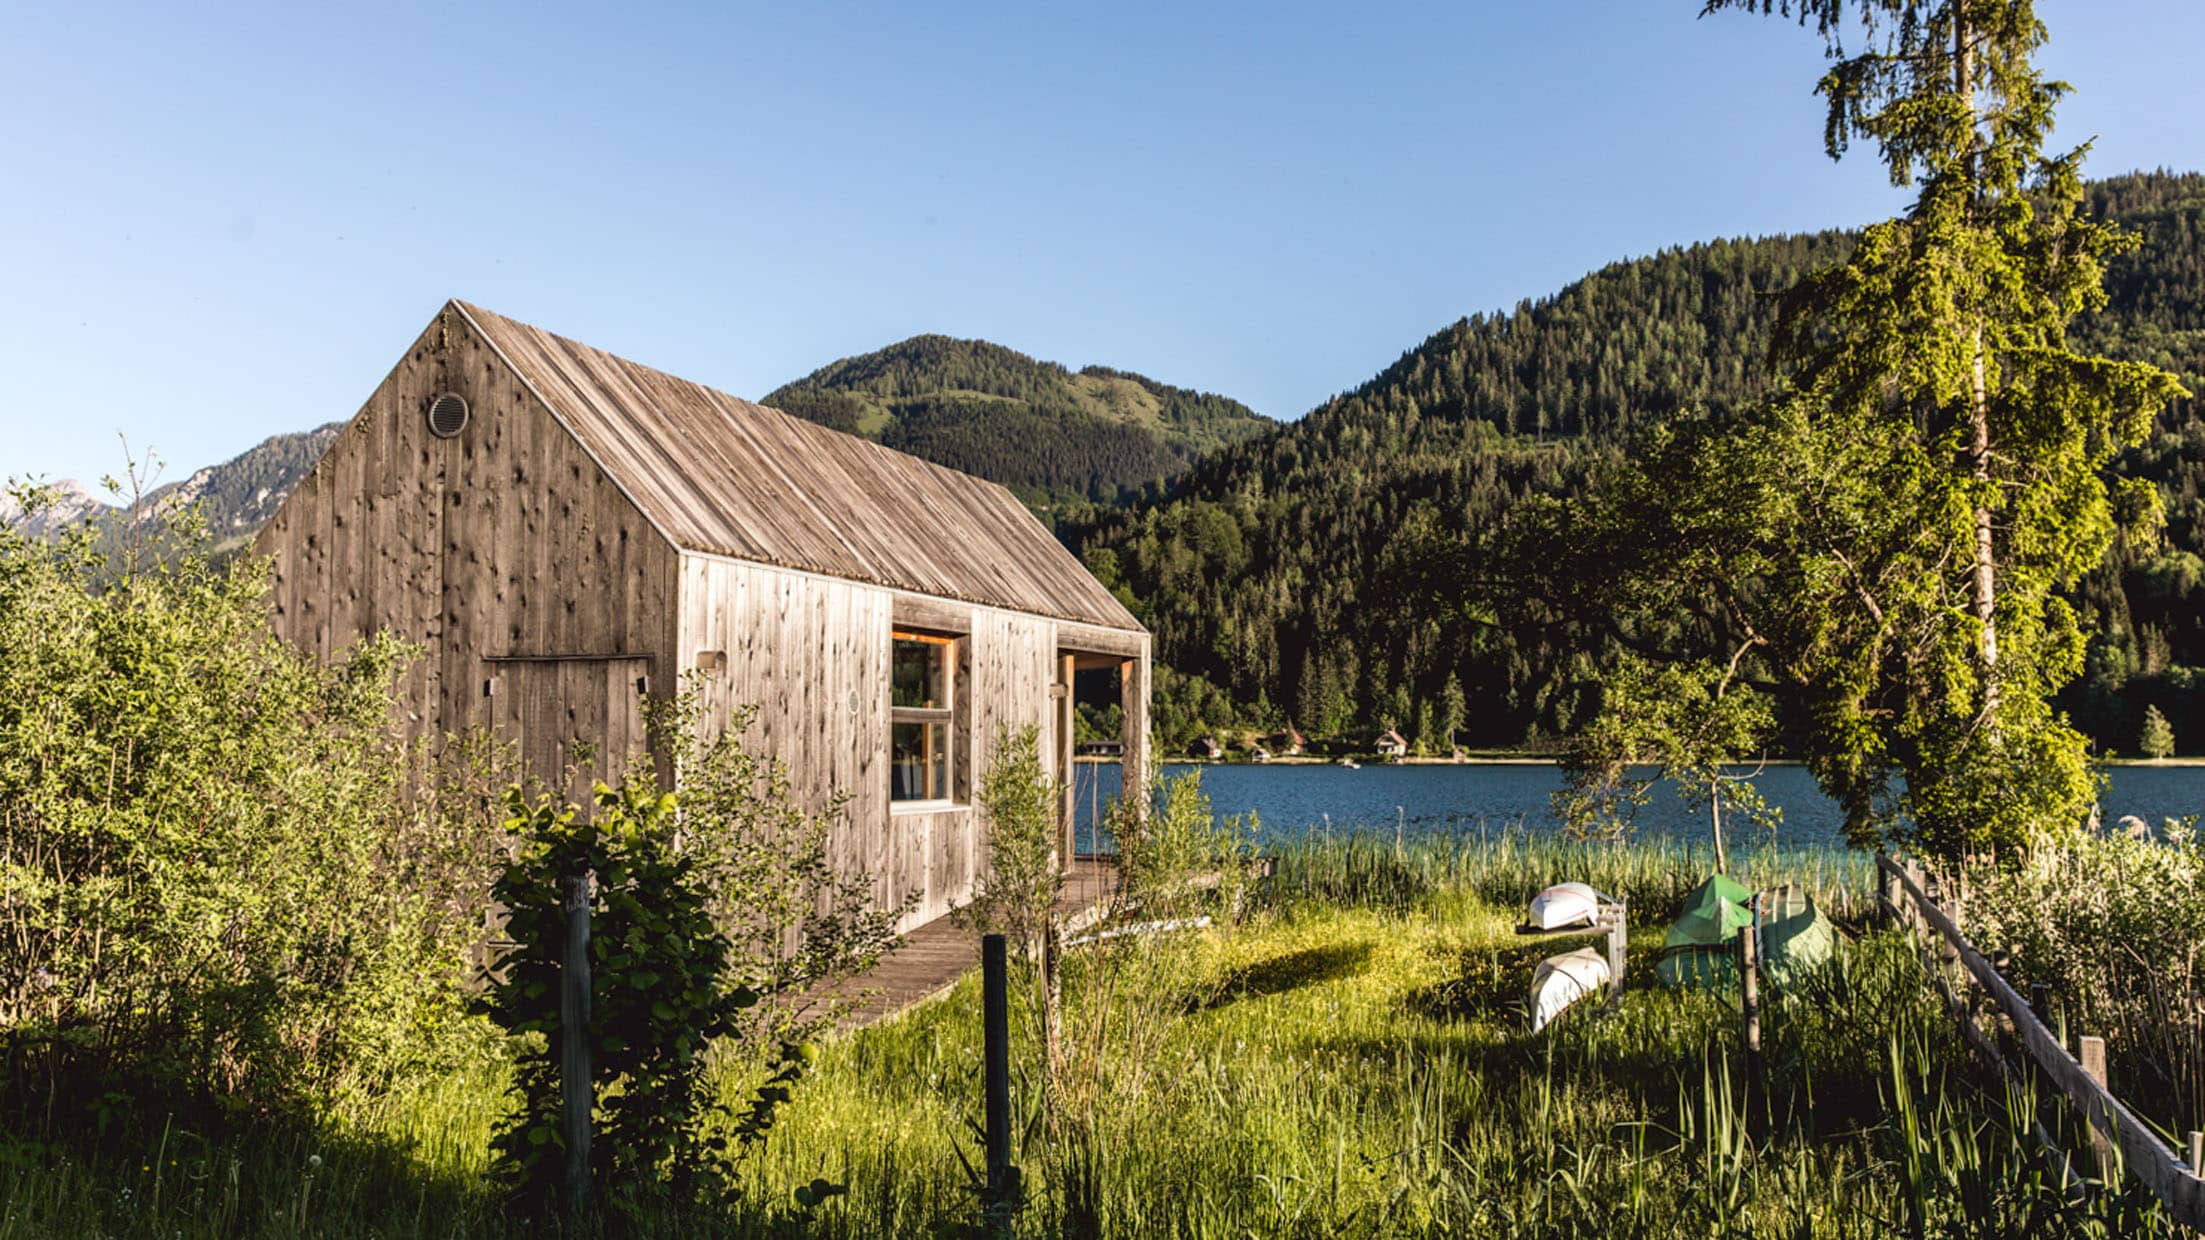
[828, 857, 1122, 1031]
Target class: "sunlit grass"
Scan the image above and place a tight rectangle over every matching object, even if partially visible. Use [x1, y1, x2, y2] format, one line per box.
[2, 835, 2168, 1237]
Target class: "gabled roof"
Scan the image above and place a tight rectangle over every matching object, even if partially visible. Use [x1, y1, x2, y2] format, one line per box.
[453, 301, 1142, 632]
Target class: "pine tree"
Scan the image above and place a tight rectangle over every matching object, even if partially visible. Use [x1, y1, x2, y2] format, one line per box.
[2140, 705, 2176, 760]
[1698, 0, 2189, 855]
[1438, 673, 1467, 752]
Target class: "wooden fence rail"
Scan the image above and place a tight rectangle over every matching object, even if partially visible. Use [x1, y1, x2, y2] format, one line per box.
[1877, 853, 2205, 1229]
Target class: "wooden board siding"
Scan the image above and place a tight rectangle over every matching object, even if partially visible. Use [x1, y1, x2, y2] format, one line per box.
[258, 300, 1150, 943]
[676, 554, 1064, 931]
[487, 656, 651, 804]
[454, 301, 1142, 634]
[254, 305, 679, 790]
[259, 315, 452, 732]
[676, 555, 899, 913]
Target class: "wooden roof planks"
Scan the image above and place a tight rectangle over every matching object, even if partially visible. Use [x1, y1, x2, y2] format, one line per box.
[452, 300, 1142, 633]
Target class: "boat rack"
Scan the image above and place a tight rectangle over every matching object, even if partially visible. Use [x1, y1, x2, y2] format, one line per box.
[1514, 900, 1628, 1006]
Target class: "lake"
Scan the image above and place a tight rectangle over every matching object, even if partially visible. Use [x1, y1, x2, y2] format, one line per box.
[1067, 760, 2205, 851]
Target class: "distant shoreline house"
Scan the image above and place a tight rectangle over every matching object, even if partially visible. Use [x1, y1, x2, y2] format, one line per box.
[1376, 729, 1409, 761]
[255, 300, 1150, 932]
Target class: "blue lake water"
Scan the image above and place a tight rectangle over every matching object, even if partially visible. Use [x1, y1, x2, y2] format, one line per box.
[1067, 761, 2205, 851]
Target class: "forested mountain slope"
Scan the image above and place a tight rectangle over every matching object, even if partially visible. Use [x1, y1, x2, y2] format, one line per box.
[1078, 171, 2205, 754]
[764, 335, 1271, 515]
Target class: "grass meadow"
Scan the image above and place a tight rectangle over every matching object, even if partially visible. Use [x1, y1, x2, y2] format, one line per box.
[1, 835, 2178, 1237]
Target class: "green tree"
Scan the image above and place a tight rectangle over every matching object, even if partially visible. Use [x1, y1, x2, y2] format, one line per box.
[1690, 0, 2189, 855]
[0, 480, 497, 1124]
[1554, 654, 1778, 872]
[2140, 704, 2176, 759]
[958, 724, 1063, 958]
[1438, 673, 1467, 753]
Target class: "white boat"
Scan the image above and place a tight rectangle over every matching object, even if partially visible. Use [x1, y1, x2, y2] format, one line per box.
[1338, 758, 1360, 769]
[1529, 947, 1612, 1032]
[1525, 881, 1603, 931]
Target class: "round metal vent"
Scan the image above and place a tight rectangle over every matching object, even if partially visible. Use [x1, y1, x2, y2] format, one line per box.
[427, 392, 470, 438]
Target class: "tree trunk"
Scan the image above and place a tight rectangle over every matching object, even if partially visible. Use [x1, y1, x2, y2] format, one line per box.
[1711, 781, 1728, 876]
[1957, 7, 2001, 725]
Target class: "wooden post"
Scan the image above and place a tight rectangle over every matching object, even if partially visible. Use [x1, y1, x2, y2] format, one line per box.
[2079, 1035, 2115, 1181]
[560, 873, 593, 1214]
[1604, 905, 1627, 1006]
[2189, 1131, 2203, 1181]
[981, 933, 1011, 1203]
[1056, 653, 1076, 870]
[1736, 916, 1764, 1139]
[1118, 652, 1150, 824]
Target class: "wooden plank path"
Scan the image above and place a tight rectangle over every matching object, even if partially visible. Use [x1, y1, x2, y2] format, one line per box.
[828, 858, 1122, 1031]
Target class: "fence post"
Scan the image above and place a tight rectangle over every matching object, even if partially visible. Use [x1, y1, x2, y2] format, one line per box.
[2079, 1035, 2115, 1181]
[982, 933, 1012, 1204]
[1604, 903, 1627, 1006]
[1736, 916, 1764, 1140]
[2190, 1131, 2203, 1181]
[561, 872, 593, 1214]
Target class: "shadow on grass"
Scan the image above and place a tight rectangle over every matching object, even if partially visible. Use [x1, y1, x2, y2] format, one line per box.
[1195, 941, 1375, 1011]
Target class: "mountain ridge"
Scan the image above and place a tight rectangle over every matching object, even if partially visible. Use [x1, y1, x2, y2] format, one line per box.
[764, 334, 1273, 513]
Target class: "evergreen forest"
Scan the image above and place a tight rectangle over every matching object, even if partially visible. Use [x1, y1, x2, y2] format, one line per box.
[763, 334, 1272, 518]
[1070, 171, 2205, 755]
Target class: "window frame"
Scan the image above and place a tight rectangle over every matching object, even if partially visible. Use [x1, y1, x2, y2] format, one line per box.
[890, 629, 960, 808]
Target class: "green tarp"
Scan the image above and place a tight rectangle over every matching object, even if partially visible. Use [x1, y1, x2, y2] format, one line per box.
[1755, 884, 1837, 989]
[1655, 877, 1835, 990]
[1655, 874, 1754, 989]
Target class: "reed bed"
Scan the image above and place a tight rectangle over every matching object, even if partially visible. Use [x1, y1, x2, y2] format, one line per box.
[1264, 827, 1878, 927]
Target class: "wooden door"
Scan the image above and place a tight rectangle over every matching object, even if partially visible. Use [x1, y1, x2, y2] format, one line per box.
[487, 655, 651, 808]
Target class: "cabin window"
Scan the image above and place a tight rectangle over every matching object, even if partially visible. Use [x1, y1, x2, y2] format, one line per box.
[891, 632, 957, 803]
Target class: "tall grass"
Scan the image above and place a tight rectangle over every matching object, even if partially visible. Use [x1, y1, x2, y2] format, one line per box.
[1962, 824, 2205, 1143]
[1265, 827, 1877, 927]
[2, 841, 2172, 1237]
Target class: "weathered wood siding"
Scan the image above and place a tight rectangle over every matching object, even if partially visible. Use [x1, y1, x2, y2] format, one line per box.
[256, 306, 677, 792]
[258, 301, 1149, 936]
[675, 555, 1063, 930]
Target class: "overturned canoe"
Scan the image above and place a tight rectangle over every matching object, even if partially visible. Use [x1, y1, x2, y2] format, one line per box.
[1525, 881, 1604, 931]
[1530, 947, 1612, 1032]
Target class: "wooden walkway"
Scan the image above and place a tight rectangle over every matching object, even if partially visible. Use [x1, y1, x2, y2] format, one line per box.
[828, 858, 1122, 1031]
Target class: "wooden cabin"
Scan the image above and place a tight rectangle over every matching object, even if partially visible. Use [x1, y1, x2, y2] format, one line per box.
[1375, 729, 1409, 760]
[254, 300, 1150, 932]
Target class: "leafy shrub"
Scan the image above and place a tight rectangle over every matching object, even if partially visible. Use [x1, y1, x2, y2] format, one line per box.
[0, 483, 496, 1127]
[484, 783, 774, 1214]
[957, 724, 1062, 956]
[482, 679, 901, 1216]
[1111, 765, 1258, 920]
[1964, 824, 2205, 1139]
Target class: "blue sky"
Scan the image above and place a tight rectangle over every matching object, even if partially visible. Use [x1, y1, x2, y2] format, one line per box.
[4, 0, 2200, 487]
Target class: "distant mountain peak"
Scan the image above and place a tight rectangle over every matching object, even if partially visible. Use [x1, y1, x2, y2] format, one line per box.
[5, 425, 341, 549]
[763, 335, 1271, 510]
